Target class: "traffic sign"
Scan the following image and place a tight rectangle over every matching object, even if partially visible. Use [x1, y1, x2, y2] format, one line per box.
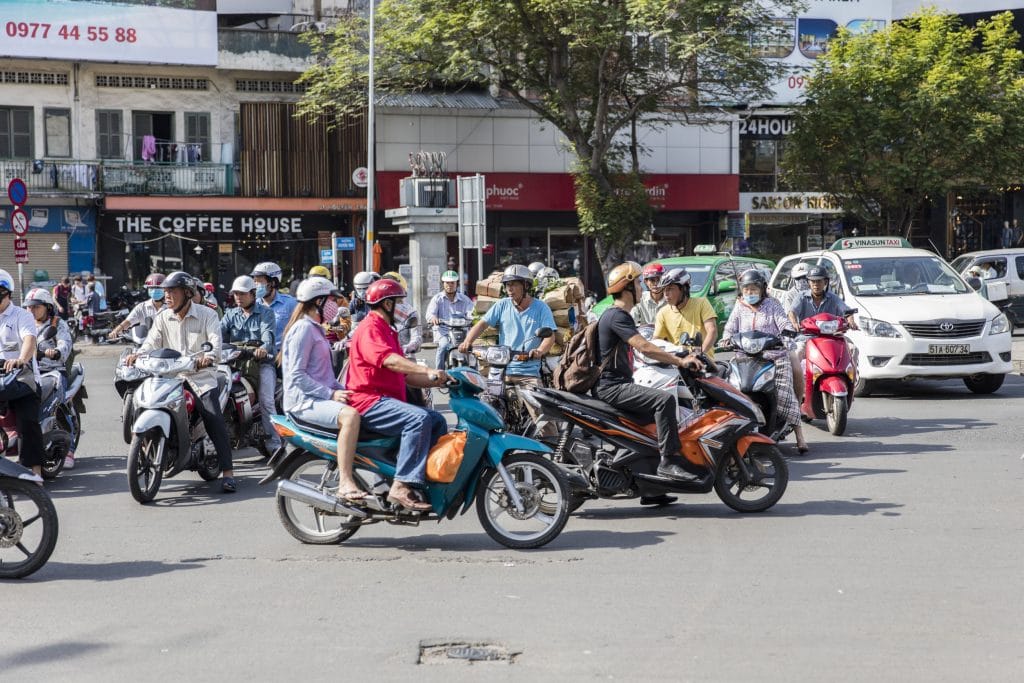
[13, 237, 28, 264]
[335, 237, 356, 251]
[7, 178, 27, 206]
[10, 208, 28, 236]
[320, 249, 334, 265]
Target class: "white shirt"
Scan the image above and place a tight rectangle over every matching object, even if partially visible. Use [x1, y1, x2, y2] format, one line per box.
[139, 303, 222, 395]
[0, 302, 40, 385]
[125, 299, 164, 329]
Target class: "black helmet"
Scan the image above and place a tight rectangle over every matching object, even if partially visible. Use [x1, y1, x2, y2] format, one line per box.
[163, 271, 197, 295]
[739, 268, 768, 290]
[806, 266, 829, 281]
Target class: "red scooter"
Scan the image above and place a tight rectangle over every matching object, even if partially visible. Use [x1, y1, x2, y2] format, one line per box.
[799, 311, 858, 436]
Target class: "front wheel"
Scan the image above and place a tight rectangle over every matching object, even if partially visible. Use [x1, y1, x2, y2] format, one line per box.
[714, 443, 788, 513]
[127, 430, 165, 503]
[963, 373, 1005, 394]
[853, 377, 875, 398]
[0, 477, 59, 579]
[476, 453, 569, 549]
[121, 392, 134, 445]
[826, 394, 849, 435]
[275, 452, 363, 545]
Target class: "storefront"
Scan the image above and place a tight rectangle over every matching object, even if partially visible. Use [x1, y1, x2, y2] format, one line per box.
[736, 192, 845, 259]
[98, 197, 364, 290]
[0, 202, 96, 285]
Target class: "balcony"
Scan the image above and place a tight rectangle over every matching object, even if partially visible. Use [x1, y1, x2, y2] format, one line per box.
[0, 160, 233, 197]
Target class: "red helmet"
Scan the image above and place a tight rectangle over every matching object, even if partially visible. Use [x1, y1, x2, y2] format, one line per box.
[144, 273, 166, 287]
[365, 278, 406, 305]
[203, 282, 215, 293]
[642, 262, 665, 280]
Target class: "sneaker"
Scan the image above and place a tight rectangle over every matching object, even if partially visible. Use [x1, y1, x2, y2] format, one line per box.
[63, 455, 75, 470]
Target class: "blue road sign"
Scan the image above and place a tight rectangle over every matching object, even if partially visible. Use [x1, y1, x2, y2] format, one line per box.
[7, 178, 27, 206]
[335, 237, 356, 251]
[319, 249, 334, 265]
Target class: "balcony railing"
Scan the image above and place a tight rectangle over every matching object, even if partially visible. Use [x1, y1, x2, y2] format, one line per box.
[0, 159, 233, 196]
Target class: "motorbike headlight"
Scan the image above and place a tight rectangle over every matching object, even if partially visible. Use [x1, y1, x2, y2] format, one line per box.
[738, 336, 768, 354]
[859, 317, 902, 338]
[751, 364, 776, 392]
[990, 313, 1011, 335]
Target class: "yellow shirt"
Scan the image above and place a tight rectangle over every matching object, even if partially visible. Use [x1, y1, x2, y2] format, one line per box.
[654, 297, 717, 359]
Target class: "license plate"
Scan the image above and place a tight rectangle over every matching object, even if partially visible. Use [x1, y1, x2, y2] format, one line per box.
[928, 344, 969, 354]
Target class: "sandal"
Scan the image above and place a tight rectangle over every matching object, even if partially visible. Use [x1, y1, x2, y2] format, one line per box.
[222, 476, 237, 493]
[338, 488, 368, 502]
[387, 488, 431, 511]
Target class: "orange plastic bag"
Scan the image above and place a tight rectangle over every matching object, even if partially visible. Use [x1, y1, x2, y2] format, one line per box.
[426, 431, 467, 483]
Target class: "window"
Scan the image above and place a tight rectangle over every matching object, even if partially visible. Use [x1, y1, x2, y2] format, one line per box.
[44, 108, 71, 158]
[0, 107, 33, 159]
[1015, 256, 1024, 280]
[96, 110, 123, 159]
[185, 112, 211, 162]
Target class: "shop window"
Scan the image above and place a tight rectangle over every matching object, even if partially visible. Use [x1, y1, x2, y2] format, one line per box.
[0, 106, 33, 159]
[96, 110, 124, 159]
[739, 138, 793, 192]
[44, 108, 71, 158]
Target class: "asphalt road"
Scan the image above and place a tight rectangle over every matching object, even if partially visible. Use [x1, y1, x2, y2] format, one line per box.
[3, 352, 1024, 681]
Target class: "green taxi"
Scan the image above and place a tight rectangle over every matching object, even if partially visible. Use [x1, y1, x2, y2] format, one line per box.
[589, 248, 776, 335]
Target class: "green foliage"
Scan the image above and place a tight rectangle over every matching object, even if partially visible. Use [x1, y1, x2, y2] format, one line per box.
[574, 165, 652, 270]
[783, 10, 1024, 236]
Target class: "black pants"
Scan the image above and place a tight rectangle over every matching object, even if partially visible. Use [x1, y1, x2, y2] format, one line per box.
[10, 385, 45, 468]
[594, 381, 680, 460]
[195, 378, 233, 472]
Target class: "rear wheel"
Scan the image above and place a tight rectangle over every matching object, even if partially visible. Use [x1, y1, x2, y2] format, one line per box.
[963, 373, 1005, 394]
[825, 394, 848, 435]
[476, 454, 569, 549]
[714, 443, 788, 513]
[0, 478, 59, 579]
[195, 441, 221, 482]
[275, 452, 364, 545]
[127, 430, 164, 503]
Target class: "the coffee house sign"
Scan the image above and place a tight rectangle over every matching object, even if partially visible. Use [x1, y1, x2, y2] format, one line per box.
[115, 214, 304, 234]
[739, 192, 842, 214]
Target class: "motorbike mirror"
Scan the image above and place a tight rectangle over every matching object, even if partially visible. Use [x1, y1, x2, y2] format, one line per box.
[693, 332, 703, 347]
[536, 327, 553, 339]
[781, 328, 798, 338]
[678, 332, 692, 345]
[846, 307, 859, 315]
[715, 279, 737, 294]
[201, 342, 213, 352]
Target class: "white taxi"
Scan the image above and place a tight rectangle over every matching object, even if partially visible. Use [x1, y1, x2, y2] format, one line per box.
[769, 236, 1013, 395]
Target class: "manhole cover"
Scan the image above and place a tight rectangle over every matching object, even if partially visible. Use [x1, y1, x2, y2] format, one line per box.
[418, 640, 519, 665]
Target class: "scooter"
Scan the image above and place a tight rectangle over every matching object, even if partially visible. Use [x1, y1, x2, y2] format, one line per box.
[522, 349, 788, 514]
[114, 323, 151, 445]
[437, 316, 474, 369]
[37, 324, 88, 459]
[720, 329, 798, 443]
[220, 342, 272, 458]
[125, 343, 228, 503]
[0, 457, 58, 579]
[473, 328, 555, 437]
[259, 365, 571, 549]
[798, 312, 857, 436]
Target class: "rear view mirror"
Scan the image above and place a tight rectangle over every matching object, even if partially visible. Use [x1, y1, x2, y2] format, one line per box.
[692, 332, 703, 347]
[715, 279, 737, 294]
[536, 327, 553, 339]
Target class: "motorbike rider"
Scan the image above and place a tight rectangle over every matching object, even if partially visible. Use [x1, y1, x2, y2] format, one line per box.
[109, 273, 166, 340]
[787, 266, 858, 331]
[221, 275, 283, 459]
[24, 287, 77, 469]
[723, 269, 808, 454]
[426, 270, 473, 369]
[654, 267, 718, 358]
[782, 263, 810, 313]
[349, 271, 380, 324]
[280, 276, 365, 502]
[345, 278, 449, 511]
[632, 262, 667, 326]
[70, 274, 86, 306]
[0, 269, 45, 477]
[52, 277, 71, 320]
[381, 272, 422, 356]
[594, 262, 706, 491]
[459, 264, 557, 435]
[252, 261, 297, 343]
[126, 271, 237, 493]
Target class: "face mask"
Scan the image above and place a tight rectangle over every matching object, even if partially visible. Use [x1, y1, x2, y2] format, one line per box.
[321, 299, 339, 323]
[255, 285, 268, 299]
[149, 288, 164, 301]
[743, 294, 761, 306]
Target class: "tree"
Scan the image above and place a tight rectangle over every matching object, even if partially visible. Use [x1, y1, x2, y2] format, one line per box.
[783, 10, 1024, 238]
[298, 0, 797, 273]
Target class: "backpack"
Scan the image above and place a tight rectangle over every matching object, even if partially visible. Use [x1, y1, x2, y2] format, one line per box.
[553, 320, 613, 393]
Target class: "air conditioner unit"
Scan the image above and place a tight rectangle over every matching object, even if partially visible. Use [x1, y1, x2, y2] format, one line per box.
[399, 177, 453, 208]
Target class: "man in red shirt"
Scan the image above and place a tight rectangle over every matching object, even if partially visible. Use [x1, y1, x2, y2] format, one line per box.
[347, 278, 449, 511]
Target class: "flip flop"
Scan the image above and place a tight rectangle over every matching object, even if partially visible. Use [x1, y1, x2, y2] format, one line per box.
[338, 489, 368, 502]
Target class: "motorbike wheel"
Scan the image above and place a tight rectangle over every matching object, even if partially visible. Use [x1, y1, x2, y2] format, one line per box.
[476, 453, 570, 549]
[195, 440, 221, 482]
[825, 394, 848, 436]
[0, 478, 59, 579]
[714, 443, 788, 513]
[40, 446, 66, 480]
[56, 403, 82, 451]
[127, 430, 165, 504]
[121, 392, 135, 445]
[275, 452, 363, 545]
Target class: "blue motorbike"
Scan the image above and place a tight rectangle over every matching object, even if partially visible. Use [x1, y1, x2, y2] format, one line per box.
[259, 366, 571, 549]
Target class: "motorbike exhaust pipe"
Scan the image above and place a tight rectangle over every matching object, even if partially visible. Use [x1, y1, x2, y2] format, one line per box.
[275, 479, 369, 518]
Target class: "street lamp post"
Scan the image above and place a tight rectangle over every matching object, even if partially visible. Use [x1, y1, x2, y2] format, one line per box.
[365, 0, 376, 272]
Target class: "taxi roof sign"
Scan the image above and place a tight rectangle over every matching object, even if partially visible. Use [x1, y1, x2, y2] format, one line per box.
[830, 236, 913, 250]
[693, 244, 718, 255]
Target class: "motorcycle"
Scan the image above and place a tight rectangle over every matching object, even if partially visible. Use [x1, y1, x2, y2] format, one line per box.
[522, 348, 788, 514]
[72, 303, 129, 344]
[114, 324, 151, 445]
[719, 329, 798, 443]
[437, 316, 474, 369]
[0, 458, 58, 579]
[470, 328, 555, 437]
[798, 312, 858, 436]
[125, 343, 228, 503]
[37, 324, 88, 459]
[259, 365, 571, 549]
[220, 342, 272, 458]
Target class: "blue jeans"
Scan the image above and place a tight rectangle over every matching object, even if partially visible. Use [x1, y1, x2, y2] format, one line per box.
[434, 335, 454, 369]
[361, 397, 448, 484]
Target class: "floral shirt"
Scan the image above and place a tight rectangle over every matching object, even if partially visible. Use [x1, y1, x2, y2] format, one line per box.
[723, 296, 794, 360]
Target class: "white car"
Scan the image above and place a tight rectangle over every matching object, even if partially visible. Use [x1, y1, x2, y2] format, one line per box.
[769, 236, 1013, 396]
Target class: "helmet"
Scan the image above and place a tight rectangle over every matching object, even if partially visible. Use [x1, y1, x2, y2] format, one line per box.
[607, 261, 643, 294]
[441, 270, 460, 283]
[296, 276, 341, 303]
[309, 265, 331, 278]
[537, 266, 559, 282]
[251, 261, 283, 282]
[24, 287, 55, 308]
[382, 271, 408, 290]
[806, 266, 829, 281]
[501, 264, 533, 284]
[144, 273, 166, 288]
[739, 268, 768, 291]
[230, 275, 257, 293]
[203, 282, 215, 294]
[163, 271, 197, 294]
[365, 278, 406, 306]
[0, 269, 15, 294]
[791, 263, 809, 281]
[642, 262, 665, 281]
[528, 262, 546, 277]
[658, 267, 691, 290]
[353, 271, 381, 299]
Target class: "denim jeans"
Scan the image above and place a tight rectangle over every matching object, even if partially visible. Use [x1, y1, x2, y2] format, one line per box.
[258, 362, 282, 449]
[434, 335, 453, 370]
[360, 397, 448, 484]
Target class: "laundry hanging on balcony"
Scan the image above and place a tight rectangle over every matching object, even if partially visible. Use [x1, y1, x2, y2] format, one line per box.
[141, 135, 157, 163]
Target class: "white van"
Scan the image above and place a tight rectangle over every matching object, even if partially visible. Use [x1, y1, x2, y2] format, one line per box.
[949, 248, 1024, 328]
[769, 237, 1013, 396]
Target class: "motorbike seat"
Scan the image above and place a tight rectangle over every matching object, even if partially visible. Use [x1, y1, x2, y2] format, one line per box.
[288, 414, 400, 463]
[540, 388, 653, 427]
[39, 373, 61, 405]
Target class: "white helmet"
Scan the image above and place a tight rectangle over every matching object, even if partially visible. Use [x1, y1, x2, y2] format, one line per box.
[251, 261, 283, 282]
[296, 276, 341, 303]
[353, 271, 380, 299]
[230, 275, 257, 294]
[791, 263, 809, 281]
[537, 266, 559, 283]
[528, 261, 546, 277]
[24, 287, 55, 308]
[501, 264, 533, 284]
[0, 269, 14, 294]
